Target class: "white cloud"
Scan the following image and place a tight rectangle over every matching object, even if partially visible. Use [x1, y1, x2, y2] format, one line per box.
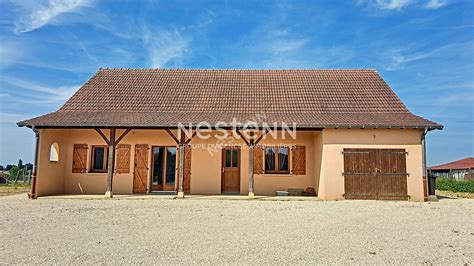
[0, 41, 25, 69]
[374, 0, 413, 10]
[13, 0, 93, 33]
[0, 75, 80, 101]
[387, 52, 433, 70]
[384, 42, 473, 70]
[424, 0, 448, 9]
[359, 0, 449, 11]
[268, 38, 309, 53]
[437, 92, 474, 105]
[141, 27, 189, 68]
[0, 112, 29, 123]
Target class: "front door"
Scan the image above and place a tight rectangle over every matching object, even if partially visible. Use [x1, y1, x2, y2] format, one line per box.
[221, 147, 240, 193]
[151, 146, 177, 191]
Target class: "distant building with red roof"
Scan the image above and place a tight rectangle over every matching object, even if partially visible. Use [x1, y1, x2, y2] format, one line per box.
[429, 157, 474, 181]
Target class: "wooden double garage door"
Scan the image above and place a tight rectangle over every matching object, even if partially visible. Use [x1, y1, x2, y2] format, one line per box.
[343, 148, 409, 200]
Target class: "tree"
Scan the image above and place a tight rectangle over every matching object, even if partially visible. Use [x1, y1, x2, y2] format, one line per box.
[0, 165, 3, 171]
[9, 166, 18, 180]
[25, 163, 33, 171]
[4, 164, 14, 171]
[18, 159, 23, 169]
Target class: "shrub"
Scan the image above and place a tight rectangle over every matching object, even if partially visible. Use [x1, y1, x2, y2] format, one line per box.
[436, 177, 474, 193]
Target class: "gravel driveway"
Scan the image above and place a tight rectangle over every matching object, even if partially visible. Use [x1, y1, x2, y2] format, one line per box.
[0, 194, 473, 264]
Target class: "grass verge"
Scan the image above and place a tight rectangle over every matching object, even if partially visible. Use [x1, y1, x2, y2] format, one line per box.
[0, 183, 31, 197]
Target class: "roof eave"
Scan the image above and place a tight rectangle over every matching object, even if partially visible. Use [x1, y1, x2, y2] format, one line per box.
[16, 122, 444, 130]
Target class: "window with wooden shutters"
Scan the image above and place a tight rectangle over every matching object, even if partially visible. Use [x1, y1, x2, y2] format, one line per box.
[115, 144, 131, 174]
[72, 144, 88, 173]
[291, 146, 306, 175]
[264, 147, 290, 174]
[253, 147, 264, 174]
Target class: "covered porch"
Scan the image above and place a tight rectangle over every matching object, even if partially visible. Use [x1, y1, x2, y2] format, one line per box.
[29, 126, 323, 199]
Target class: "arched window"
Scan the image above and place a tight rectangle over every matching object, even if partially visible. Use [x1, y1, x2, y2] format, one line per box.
[50, 143, 59, 162]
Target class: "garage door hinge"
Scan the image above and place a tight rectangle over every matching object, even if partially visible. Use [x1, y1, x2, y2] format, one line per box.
[341, 151, 370, 154]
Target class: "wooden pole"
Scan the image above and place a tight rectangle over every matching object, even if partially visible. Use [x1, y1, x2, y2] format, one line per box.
[28, 127, 39, 199]
[177, 128, 185, 198]
[248, 130, 255, 198]
[105, 128, 116, 198]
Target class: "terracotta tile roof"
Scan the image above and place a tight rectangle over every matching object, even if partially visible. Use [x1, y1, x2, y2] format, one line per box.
[430, 157, 474, 170]
[18, 69, 442, 129]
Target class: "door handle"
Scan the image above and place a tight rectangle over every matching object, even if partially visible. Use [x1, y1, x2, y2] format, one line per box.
[222, 167, 225, 173]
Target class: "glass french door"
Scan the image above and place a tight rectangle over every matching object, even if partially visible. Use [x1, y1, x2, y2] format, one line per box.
[151, 147, 177, 191]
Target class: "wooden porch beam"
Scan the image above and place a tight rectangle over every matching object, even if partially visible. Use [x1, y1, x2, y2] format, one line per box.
[115, 128, 131, 145]
[248, 130, 255, 198]
[165, 129, 180, 145]
[254, 129, 267, 145]
[185, 131, 197, 145]
[95, 128, 110, 145]
[177, 128, 185, 198]
[235, 129, 250, 146]
[105, 128, 116, 198]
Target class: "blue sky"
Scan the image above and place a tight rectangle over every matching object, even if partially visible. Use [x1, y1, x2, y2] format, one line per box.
[0, 0, 472, 166]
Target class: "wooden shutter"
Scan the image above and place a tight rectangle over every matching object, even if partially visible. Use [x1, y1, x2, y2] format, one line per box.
[253, 147, 264, 174]
[133, 144, 149, 193]
[115, 144, 131, 174]
[72, 144, 88, 173]
[292, 146, 306, 175]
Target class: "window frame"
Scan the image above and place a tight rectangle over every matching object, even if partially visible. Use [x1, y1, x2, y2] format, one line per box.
[150, 146, 177, 189]
[264, 146, 290, 174]
[49, 142, 60, 162]
[90, 145, 108, 173]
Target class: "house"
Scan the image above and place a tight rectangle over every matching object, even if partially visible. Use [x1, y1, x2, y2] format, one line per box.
[429, 157, 474, 181]
[17, 69, 442, 201]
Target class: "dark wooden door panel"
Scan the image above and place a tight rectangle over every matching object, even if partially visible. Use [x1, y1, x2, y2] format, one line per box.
[378, 149, 408, 200]
[343, 148, 408, 200]
[343, 149, 376, 199]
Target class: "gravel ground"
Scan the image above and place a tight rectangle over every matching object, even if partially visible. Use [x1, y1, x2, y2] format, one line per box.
[0, 194, 473, 264]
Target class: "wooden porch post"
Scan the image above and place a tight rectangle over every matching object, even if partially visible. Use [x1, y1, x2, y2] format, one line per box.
[105, 128, 116, 198]
[177, 128, 185, 198]
[248, 130, 255, 198]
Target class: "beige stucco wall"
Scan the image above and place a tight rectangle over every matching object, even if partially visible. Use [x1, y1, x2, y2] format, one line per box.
[34, 128, 425, 201]
[34, 129, 321, 196]
[249, 131, 320, 195]
[36, 129, 67, 196]
[318, 128, 424, 202]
